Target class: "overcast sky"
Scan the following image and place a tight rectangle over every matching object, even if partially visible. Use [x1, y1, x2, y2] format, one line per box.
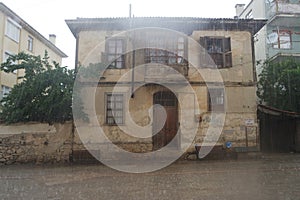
[2, 0, 250, 68]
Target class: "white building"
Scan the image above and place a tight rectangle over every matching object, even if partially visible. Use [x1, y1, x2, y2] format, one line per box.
[236, 0, 300, 76]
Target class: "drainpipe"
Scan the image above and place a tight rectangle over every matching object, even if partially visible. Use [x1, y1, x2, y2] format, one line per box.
[71, 33, 79, 162]
[75, 33, 80, 74]
[131, 49, 135, 98]
[251, 32, 257, 83]
[130, 13, 135, 98]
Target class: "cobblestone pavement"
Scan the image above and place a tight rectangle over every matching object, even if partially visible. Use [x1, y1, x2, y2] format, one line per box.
[0, 153, 300, 200]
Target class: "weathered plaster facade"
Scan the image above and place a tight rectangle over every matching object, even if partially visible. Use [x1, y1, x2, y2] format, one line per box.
[67, 17, 265, 156]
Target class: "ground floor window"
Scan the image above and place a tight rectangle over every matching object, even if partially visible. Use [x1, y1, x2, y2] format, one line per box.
[106, 93, 124, 125]
[208, 88, 225, 112]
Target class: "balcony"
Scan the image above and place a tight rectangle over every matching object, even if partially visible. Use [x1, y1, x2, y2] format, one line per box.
[267, 1, 300, 27]
[269, 52, 300, 63]
[144, 64, 189, 84]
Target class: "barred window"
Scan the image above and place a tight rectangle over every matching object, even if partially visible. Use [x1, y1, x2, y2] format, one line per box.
[106, 94, 124, 125]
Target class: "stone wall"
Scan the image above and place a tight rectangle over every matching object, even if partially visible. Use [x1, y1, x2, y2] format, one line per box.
[0, 122, 73, 165]
[194, 112, 258, 149]
[0, 113, 259, 165]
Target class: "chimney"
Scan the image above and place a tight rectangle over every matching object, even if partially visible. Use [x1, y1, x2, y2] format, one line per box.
[49, 34, 56, 45]
[235, 4, 245, 18]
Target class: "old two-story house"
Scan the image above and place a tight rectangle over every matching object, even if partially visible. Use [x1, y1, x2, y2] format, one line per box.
[66, 17, 265, 160]
[0, 3, 67, 100]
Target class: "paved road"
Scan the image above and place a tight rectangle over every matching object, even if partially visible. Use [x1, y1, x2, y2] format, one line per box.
[0, 153, 300, 200]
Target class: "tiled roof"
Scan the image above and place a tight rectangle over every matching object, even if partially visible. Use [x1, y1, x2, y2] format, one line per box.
[66, 17, 267, 37]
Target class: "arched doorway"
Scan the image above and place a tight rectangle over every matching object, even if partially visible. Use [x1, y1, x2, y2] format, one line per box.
[153, 91, 179, 150]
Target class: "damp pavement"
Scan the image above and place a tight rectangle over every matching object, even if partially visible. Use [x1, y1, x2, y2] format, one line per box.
[0, 153, 300, 200]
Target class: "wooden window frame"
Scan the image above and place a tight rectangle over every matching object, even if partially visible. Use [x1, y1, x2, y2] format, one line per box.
[105, 38, 125, 69]
[144, 36, 187, 65]
[200, 37, 232, 68]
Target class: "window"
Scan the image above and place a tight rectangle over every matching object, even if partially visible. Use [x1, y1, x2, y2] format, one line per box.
[4, 52, 11, 63]
[245, 10, 253, 19]
[145, 36, 186, 65]
[106, 39, 125, 69]
[0, 85, 12, 100]
[28, 36, 33, 52]
[208, 88, 225, 112]
[200, 37, 232, 68]
[5, 19, 21, 43]
[3, 52, 17, 73]
[273, 30, 292, 49]
[106, 93, 124, 125]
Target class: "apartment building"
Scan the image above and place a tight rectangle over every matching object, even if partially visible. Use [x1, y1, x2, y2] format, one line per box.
[0, 3, 67, 100]
[236, 0, 300, 74]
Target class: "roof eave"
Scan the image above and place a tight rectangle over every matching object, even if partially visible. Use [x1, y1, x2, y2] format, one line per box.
[66, 17, 267, 37]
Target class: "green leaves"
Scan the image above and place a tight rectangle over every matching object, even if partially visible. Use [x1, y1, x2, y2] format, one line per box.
[0, 51, 84, 124]
[257, 58, 300, 113]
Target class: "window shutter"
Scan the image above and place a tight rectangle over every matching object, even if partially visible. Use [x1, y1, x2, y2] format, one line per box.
[223, 38, 231, 53]
[199, 37, 206, 49]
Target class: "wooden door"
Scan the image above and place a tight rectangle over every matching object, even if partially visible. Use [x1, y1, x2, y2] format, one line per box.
[153, 91, 179, 150]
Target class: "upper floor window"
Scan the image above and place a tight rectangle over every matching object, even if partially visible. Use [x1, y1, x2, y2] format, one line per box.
[144, 36, 186, 65]
[273, 30, 291, 49]
[200, 37, 232, 68]
[3, 52, 17, 74]
[105, 38, 125, 69]
[4, 52, 11, 63]
[245, 10, 253, 19]
[28, 36, 33, 52]
[5, 18, 21, 43]
[208, 88, 225, 112]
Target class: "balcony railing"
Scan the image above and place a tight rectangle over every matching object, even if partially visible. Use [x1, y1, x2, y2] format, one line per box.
[268, 1, 300, 19]
[144, 64, 188, 83]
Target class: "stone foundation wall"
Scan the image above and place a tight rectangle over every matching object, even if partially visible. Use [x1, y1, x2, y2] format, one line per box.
[191, 112, 259, 152]
[0, 122, 73, 165]
[72, 126, 153, 153]
[0, 112, 258, 165]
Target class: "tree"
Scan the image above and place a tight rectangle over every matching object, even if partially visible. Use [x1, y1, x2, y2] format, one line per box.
[257, 58, 300, 113]
[0, 52, 85, 124]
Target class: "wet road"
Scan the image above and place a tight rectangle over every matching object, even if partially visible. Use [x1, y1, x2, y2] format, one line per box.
[0, 154, 300, 200]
